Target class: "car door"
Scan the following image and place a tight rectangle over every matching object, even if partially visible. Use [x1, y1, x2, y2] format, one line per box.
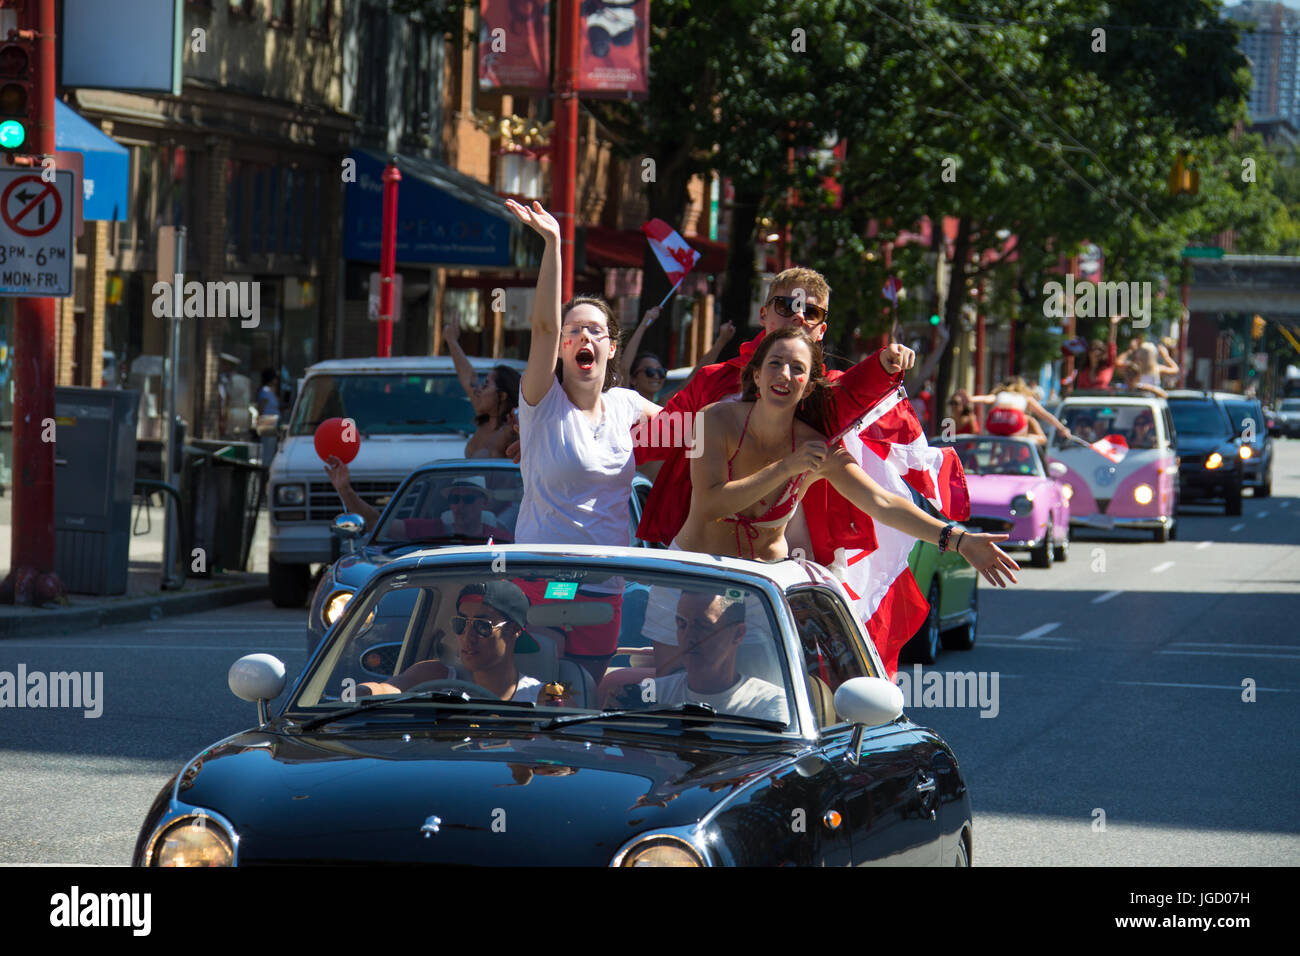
[786, 587, 941, 865]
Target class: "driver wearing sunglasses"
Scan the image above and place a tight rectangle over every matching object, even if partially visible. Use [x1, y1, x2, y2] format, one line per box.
[358, 581, 544, 702]
[385, 475, 513, 543]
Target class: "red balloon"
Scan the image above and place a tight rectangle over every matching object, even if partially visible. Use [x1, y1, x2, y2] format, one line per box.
[314, 417, 361, 464]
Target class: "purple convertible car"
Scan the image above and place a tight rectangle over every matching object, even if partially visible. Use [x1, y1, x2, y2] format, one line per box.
[935, 435, 1071, 569]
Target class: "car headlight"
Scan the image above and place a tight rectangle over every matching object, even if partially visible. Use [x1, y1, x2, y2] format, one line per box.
[275, 483, 306, 506]
[323, 589, 353, 626]
[1205, 452, 1223, 470]
[149, 814, 234, 867]
[613, 835, 705, 867]
[1133, 483, 1153, 505]
[1061, 483, 1073, 500]
[1238, 445, 1251, 459]
[1010, 494, 1034, 515]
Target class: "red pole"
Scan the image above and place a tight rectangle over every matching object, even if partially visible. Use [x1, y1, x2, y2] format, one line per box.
[377, 161, 400, 357]
[1178, 282, 1190, 388]
[8, 0, 58, 584]
[553, 0, 579, 302]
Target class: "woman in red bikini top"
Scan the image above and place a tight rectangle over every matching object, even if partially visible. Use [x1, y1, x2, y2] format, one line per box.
[674, 327, 1022, 589]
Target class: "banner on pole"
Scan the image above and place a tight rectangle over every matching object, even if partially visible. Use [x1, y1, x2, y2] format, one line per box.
[577, 0, 650, 98]
[478, 0, 550, 92]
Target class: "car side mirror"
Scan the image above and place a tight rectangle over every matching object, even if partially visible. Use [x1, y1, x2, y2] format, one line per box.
[834, 677, 904, 765]
[333, 513, 366, 554]
[1048, 461, 1067, 478]
[229, 654, 287, 726]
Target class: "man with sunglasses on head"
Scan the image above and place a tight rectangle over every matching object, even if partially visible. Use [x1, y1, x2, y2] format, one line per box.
[357, 581, 543, 702]
[634, 267, 917, 565]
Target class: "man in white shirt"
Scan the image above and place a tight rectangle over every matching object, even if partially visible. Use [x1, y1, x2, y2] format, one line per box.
[645, 589, 788, 724]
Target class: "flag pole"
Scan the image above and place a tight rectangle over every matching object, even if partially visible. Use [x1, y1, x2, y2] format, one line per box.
[656, 275, 687, 312]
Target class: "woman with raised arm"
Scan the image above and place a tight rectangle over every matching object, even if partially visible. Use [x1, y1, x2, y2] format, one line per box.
[442, 314, 520, 458]
[504, 199, 662, 680]
[970, 376, 1071, 446]
[675, 327, 1020, 588]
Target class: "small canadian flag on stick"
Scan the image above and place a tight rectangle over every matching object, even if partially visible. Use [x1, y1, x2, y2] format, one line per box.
[641, 219, 702, 311]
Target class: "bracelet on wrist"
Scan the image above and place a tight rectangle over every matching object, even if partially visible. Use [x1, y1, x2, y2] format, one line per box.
[956, 530, 966, 555]
[938, 522, 955, 552]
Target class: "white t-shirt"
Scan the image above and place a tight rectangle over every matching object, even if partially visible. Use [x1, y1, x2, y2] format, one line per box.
[446, 666, 542, 703]
[993, 391, 1028, 411]
[515, 377, 644, 547]
[649, 671, 788, 723]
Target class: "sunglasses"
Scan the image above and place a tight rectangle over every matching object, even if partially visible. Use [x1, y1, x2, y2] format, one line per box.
[636, 366, 666, 379]
[448, 493, 484, 504]
[768, 295, 828, 325]
[451, 616, 509, 639]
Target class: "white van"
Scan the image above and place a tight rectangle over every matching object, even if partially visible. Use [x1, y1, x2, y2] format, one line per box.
[267, 355, 525, 607]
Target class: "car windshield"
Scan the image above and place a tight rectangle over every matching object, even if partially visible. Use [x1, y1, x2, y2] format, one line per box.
[1055, 403, 1162, 448]
[290, 561, 797, 734]
[1221, 400, 1261, 438]
[1169, 401, 1229, 437]
[289, 373, 476, 436]
[941, 437, 1043, 477]
[1280, 399, 1300, 413]
[373, 467, 524, 546]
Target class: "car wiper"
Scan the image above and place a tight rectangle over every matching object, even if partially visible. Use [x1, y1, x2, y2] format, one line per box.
[299, 690, 535, 730]
[377, 534, 497, 551]
[542, 703, 785, 732]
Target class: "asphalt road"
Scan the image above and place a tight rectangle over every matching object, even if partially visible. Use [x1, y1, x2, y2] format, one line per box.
[1, 443, 1297, 866]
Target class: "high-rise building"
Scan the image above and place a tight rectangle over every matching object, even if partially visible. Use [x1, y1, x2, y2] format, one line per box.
[1227, 1, 1300, 125]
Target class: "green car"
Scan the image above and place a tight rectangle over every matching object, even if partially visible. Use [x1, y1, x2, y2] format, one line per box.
[903, 488, 979, 665]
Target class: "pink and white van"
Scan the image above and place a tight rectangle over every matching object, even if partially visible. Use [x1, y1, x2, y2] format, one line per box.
[1045, 392, 1178, 542]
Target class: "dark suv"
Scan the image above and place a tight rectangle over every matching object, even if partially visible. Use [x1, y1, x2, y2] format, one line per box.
[1215, 392, 1273, 497]
[1166, 391, 1245, 516]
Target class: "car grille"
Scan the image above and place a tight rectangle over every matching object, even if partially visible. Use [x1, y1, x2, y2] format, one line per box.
[966, 516, 1014, 534]
[1095, 498, 1110, 512]
[307, 480, 400, 521]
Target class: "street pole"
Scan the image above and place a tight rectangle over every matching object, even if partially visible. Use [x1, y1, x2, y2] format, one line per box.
[160, 227, 184, 589]
[1178, 276, 1190, 389]
[377, 161, 400, 357]
[553, 0, 579, 302]
[7, 0, 59, 587]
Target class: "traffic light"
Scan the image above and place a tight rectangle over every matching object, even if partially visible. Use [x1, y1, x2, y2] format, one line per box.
[929, 313, 941, 326]
[1251, 314, 1266, 340]
[0, 37, 35, 153]
[1168, 152, 1200, 196]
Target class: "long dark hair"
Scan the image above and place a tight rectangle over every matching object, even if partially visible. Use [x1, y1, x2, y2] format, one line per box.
[555, 296, 624, 391]
[740, 326, 831, 432]
[478, 364, 521, 428]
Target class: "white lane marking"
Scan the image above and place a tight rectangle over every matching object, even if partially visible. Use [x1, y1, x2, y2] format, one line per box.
[1109, 680, 1300, 693]
[0, 642, 305, 652]
[1092, 590, 1122, 604]
[1171, 642, 1300, 650]
[1230, 523, 1245, 531]
[977, 643, 1078, 651]
[1016, 622, 1061, 641]
[1151, 561, 1175, 574]
[1195, 541, 1212, 550]
[1158, 650, 1300, 660]
[1257, 511, 1269, 519]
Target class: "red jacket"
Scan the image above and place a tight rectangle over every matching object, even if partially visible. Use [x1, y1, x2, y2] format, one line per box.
[634, 331, 903, 563]
[1074, 341, 1117, 389]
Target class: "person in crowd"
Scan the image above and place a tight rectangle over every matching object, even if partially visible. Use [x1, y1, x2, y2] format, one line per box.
[504, 199, 662, 682]
[321, 466, 510, 540]
[970, 377, 1070, 445]
[1130, 341, 1178, 388]
[946, 389, 981, 435]
[357, 582, 544, 702]
[626, 349, 669, 403]
[443, 315, 521, 458]
[1071, 315, 1122, 391]
[1115, 359, 1168, 398]
[1129, 410, 1158, 448]
[255, 367, 281, 466]
[675, 326, 1021, 590]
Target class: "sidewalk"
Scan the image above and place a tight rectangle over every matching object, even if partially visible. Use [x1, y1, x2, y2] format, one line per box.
[0, 491, 274, 639]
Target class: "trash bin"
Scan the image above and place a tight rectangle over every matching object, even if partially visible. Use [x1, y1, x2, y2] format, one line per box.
[184, 440, 263, 576]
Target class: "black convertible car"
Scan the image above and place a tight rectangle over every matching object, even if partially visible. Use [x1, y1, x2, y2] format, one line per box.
[135, 547, 973, 866]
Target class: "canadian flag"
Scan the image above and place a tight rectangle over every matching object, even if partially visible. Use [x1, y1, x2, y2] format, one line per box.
[827, 386, 971, 677]
[1091, 434, 1129, 464]
[641, 218, 702, 285]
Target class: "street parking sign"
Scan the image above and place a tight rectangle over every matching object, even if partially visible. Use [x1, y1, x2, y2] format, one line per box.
[0, 168, 75, 297]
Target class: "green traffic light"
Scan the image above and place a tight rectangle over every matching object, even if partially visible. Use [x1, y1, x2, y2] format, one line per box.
[0, 119, 25, 149]
[929, 314, 941, 326]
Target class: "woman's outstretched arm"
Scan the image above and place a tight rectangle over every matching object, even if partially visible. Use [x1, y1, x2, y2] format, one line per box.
[505, 200, 562, 407]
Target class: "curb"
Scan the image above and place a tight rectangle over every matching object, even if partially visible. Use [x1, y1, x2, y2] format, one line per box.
[0, 580, 270, 640]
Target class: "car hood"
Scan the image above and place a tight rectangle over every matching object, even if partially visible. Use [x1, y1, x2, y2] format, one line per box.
[1174, 434, 1235, 455]
[168, 725, 802, 865]
[965, 474, 1042, 507]
[271, 434, 469, 482]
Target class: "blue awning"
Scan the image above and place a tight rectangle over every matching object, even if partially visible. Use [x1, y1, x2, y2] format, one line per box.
[343, 149, 541, 269]
[54, 100, 129, 222]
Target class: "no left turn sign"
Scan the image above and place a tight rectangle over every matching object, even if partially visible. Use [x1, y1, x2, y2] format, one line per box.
[1, 175, 63, 238]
